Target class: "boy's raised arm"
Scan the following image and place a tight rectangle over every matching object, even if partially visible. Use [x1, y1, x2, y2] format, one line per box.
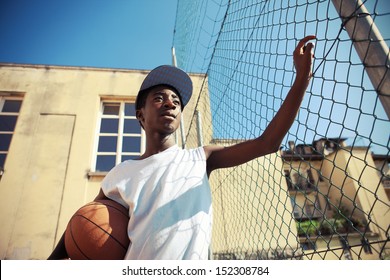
[205, 35, 316, 174]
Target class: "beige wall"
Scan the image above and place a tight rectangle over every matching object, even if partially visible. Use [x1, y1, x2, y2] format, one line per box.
[0, 63, 206, 259]
[321, 147, 389, 242]
[209, 148, 300, 257]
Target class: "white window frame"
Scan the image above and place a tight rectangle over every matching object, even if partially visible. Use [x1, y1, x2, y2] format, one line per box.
[91, 99, 145, 173]
[0, 95, 23, 170]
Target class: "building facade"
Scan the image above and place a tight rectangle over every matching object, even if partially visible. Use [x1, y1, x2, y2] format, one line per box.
[0, 63, 207, 259]
[208, 137, 389, 260]
[281, 138, 389, 260]
[0, 63, 388, 260]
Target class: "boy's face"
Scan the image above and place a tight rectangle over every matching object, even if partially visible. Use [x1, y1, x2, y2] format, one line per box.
[136, 85, 182, 135]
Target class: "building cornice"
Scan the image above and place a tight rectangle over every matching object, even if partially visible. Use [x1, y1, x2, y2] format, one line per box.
[0, 62, 206, 77]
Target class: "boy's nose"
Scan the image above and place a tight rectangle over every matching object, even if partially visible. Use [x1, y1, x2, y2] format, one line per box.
[164, 99, 176, 109]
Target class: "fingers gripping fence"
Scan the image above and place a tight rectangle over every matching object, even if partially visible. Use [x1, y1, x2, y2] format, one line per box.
[173, 0, 390, 260]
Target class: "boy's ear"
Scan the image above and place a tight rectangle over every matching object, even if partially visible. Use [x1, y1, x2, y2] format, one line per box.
[136, 109, 145, 129]
[136, 109, 144, 122]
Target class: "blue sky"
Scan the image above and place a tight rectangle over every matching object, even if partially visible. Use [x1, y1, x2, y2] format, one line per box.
[1, 0, 389, 154]
[0, 0, 177, 70]
[172, 0, 389, 154]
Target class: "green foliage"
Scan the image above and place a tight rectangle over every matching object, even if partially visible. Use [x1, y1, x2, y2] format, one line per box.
[319, 218, 345, 235]
[317, 202, 367, 235]
[297, 220, 320, 236]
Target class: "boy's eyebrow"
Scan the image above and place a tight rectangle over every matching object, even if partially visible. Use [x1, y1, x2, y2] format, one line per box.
[152, 91, 180, 100]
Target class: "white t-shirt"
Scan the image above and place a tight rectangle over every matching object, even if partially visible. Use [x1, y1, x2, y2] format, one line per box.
[101, 145, 212, 260]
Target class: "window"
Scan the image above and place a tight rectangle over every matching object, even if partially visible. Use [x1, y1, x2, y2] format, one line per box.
[284, 170, 293, 190]
[307, 169, 315, 186]
[290, 195, 322, 220]
[340, 237, 353, 260]
[317, 170, 325, 182]
[361, 238, 373, 254]
[288, 168, 317, 191]
[0, 97, 23, 171]
[290, 196, 302, 219]
[300, 240, 317, 251]
[382, 175, 390, 188]
[304, 196, 323, 219]
[93, 101, 142, 172]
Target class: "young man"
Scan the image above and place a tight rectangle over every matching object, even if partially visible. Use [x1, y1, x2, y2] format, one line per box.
[49, 35, 315, 260]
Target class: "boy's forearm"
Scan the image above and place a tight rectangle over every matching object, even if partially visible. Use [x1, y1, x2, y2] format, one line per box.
[205, 36, 315, 171]
[47, 232, 68, 260]
[260, 75, 310, 150]
[259, 36, 315, 150]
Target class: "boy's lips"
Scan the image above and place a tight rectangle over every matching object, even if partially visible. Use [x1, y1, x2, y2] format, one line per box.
[160, 111, 177, 119]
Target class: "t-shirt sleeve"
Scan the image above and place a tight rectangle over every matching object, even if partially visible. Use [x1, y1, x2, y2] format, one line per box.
[100, 164, 129, 210]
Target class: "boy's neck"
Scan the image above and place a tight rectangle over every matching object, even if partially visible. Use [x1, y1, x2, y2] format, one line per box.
[140, 134, 177, 159]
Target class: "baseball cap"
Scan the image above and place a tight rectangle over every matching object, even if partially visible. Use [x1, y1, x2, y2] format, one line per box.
[135, 65, 193, 110]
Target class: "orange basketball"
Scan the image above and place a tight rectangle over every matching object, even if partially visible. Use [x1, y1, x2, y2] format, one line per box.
[64, 199, 130, 260]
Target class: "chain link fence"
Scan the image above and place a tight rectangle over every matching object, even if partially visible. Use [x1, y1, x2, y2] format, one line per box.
[173, 0, 390, 260]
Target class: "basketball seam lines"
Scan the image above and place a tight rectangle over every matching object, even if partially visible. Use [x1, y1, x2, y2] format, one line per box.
[67, 201, 130, 259]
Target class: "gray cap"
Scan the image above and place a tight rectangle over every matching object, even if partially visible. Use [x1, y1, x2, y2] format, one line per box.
[135, 65, 193, 110]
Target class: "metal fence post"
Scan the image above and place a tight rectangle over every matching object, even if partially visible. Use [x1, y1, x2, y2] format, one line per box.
[332, 0, 390, 119]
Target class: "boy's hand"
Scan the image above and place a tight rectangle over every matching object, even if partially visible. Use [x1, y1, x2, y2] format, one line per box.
[293, 35, 316, 81]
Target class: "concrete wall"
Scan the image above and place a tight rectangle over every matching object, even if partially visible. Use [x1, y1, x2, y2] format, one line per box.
[209, 149, 300, 257]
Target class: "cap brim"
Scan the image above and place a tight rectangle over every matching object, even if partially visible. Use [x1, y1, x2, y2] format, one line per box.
[136, 65, 193, 110]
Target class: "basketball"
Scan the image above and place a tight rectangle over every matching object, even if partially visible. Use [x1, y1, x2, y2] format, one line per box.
[64, 199, 130, 260]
